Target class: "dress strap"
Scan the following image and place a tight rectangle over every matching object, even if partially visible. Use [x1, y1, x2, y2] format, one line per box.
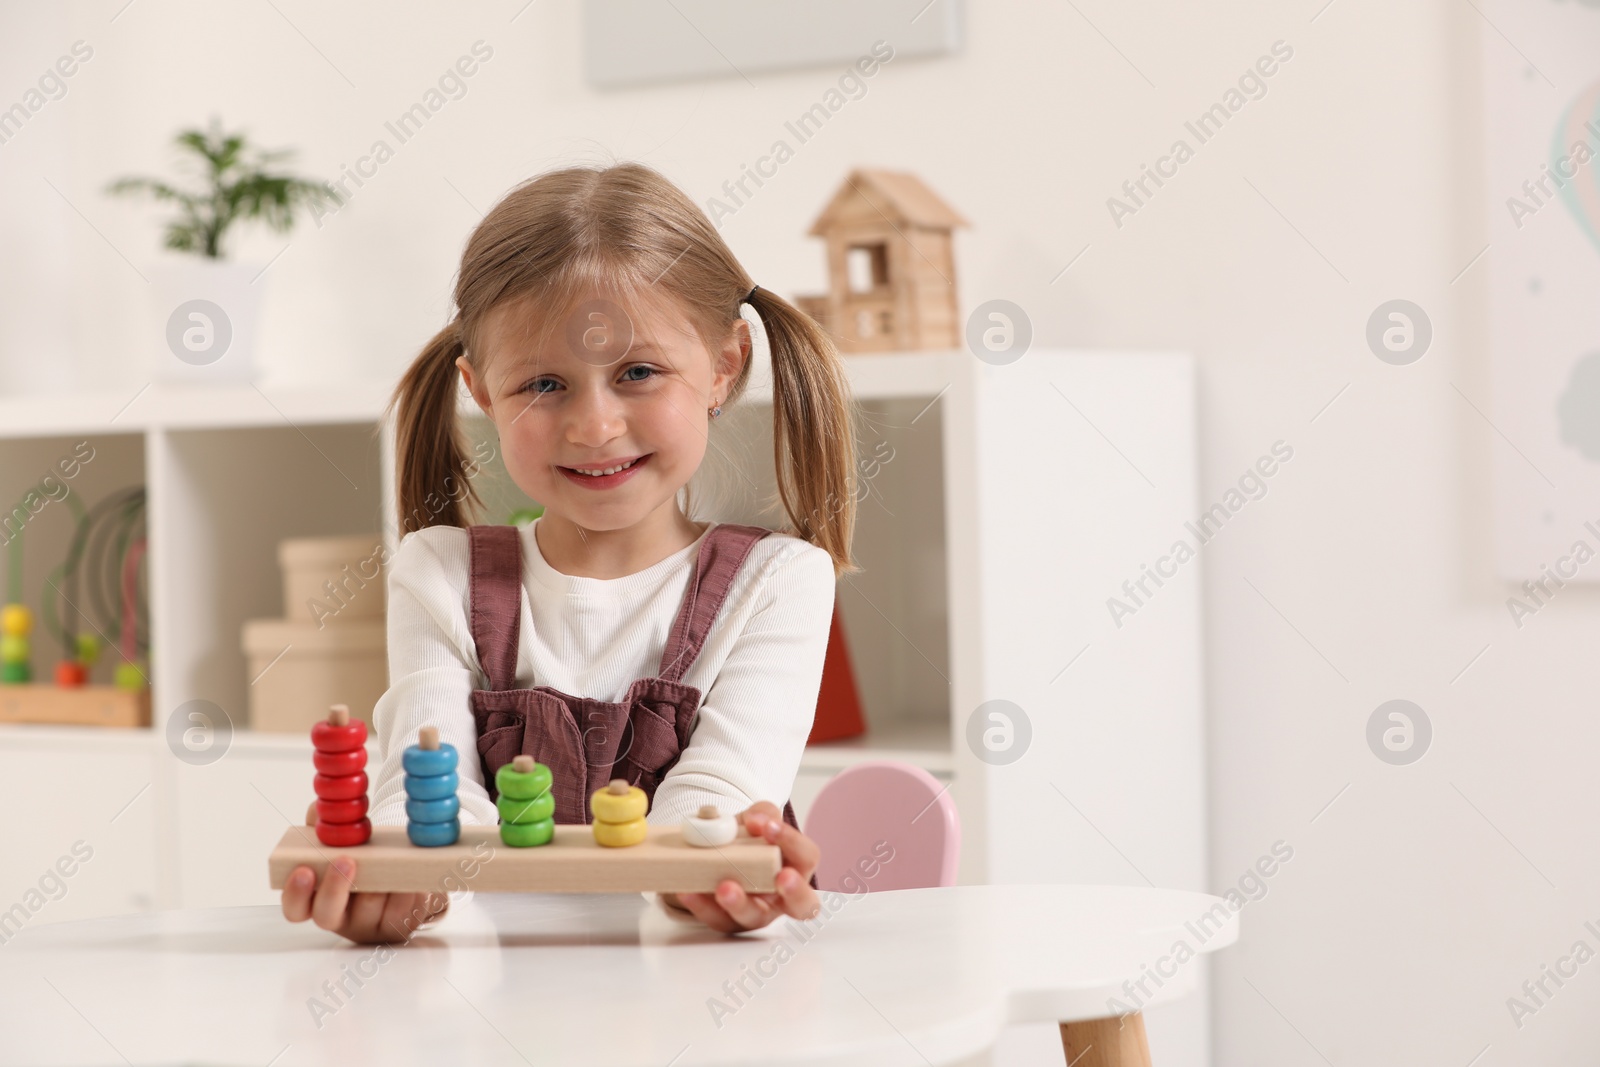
[467, 524, 523, 692]
[657, 524, 772, 683]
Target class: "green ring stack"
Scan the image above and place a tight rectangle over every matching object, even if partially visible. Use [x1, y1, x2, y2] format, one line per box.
[495, 755, 555, 847]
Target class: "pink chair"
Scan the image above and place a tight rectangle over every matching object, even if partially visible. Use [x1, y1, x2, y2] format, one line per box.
[802, 760, 960, 892]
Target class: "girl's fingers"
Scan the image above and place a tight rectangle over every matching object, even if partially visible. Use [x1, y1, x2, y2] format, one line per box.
[672, 890, 742, 934]
[311, 857, 356, 931]
[347, 890, 388, 936]
[286, 861, 449, 944]
[713, 879, 779, 929]
[741, 806, 820, 880]
[378, 892, 420, 942]
[280, 866, 316, 922]
[774, 867, 822, 920]
[410, 893, 449, 935]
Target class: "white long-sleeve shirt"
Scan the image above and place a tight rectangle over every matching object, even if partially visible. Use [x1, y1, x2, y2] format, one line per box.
[368, 518, 835, 830]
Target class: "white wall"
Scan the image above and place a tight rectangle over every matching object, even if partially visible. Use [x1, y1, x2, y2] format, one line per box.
[0, 3, 76, 393]
[6, 0, 1597, 1062]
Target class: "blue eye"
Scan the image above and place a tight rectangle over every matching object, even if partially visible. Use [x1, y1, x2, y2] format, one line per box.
[519, 367, 654, 395]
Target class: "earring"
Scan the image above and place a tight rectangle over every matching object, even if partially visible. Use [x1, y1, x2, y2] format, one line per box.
[709, 401, 723, 419]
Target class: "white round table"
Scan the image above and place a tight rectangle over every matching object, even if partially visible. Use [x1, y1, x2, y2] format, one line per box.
[0, 884, 1236, 1066]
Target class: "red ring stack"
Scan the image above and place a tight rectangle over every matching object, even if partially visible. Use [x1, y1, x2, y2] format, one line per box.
[311, 704, 371, 846]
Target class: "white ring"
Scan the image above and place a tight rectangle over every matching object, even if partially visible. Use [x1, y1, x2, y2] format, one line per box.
[682, 812, 737, 847]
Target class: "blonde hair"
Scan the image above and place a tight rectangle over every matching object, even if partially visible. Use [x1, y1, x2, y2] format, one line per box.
[385, 162, 858, 576]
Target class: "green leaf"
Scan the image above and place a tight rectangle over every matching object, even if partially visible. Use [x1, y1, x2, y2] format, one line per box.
[105, 117, 342, 259]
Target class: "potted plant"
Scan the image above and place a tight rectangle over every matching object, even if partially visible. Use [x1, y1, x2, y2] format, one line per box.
[107, 118, 342, 384]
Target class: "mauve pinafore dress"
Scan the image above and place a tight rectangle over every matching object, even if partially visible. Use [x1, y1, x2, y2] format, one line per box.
[465, 522, 806, 843]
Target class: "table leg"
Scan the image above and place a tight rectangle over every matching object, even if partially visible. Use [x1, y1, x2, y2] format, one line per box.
[1059, 1013, 1151, 1067]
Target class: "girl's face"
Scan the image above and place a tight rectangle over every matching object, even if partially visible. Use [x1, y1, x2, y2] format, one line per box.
[457, 289, 747, 534]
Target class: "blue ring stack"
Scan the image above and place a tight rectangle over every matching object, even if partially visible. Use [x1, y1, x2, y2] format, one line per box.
[402, 725, 460, 847]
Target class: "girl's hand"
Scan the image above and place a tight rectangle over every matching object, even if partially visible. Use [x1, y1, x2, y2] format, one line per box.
[282, 805, 449, 944]
[280, 855, 449, 946]
[660, 801, 821, 933]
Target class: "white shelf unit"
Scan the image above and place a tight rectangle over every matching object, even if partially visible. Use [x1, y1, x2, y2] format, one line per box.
[0, 348, 1202, 929]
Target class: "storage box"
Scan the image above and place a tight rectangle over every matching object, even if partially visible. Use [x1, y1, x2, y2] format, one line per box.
[278, 534, 387, 625]
[241, 618, 385, 734]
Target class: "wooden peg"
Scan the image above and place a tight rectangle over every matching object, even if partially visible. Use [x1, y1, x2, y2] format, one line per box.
[328, 704, 349, 726]
[513, 755, 534, 773]
[419, 726, 439, 750]
[698, 804, 719, 819]
[607, 779, 629, 795]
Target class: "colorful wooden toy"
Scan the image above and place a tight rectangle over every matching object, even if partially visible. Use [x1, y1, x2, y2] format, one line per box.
[495, 755, 555, 847]
[271, 721, 783, 893]
[590, 778, 648, 848]
[310, 705, 371, 847]
[682, 804, 738, 848]
[404, 725, 460, 847]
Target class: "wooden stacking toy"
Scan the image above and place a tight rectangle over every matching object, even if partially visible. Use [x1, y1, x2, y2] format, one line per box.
[682, 804, 738, 848]
[310, 704, 371, 847]
[403, 725, 460, 847]
[495, 755, 555, 847]
[590, 778, 648, 848]
[269, 717, 781, 893]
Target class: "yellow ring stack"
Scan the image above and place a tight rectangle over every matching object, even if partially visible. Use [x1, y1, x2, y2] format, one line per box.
[590, 778, 648, 847]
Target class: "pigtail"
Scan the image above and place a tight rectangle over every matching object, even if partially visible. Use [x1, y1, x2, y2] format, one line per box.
[386, 318, 483, 535]
[748, 287, 860, 578]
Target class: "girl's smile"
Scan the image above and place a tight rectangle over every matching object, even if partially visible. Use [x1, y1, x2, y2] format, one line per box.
[558, 451, 652, 489]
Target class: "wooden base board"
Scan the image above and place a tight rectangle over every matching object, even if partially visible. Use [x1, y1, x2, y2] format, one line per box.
[0, 683, 150, 727]
[268, 824, 782, 894]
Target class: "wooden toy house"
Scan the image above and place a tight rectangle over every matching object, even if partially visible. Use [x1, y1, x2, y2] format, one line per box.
[795, 169, 968, 353]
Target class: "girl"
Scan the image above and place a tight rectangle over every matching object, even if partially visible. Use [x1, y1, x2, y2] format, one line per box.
[281, 162, 860, 943]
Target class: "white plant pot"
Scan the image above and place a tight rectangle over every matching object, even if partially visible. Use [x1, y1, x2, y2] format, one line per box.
[148, 258, 263, 385]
